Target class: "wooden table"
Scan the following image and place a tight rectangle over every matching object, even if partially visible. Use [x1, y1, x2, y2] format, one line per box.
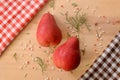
[0, 0, 120, 80]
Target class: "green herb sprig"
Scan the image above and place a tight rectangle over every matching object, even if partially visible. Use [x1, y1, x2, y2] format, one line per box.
[65, 10, 90, 32]
[34, 57, 47, 72]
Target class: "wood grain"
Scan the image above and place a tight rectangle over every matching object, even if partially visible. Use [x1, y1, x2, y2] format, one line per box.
[0, 0, 120, 80]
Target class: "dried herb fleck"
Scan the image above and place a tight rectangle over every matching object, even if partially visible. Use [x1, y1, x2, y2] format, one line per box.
[13, 53, 17, 61]
[85, 64, 89, 66]
[34, 57, 47, 72]
[24, 73, 28, 78]
[49, 0, 55, 9]
[26, 33, 30, 35]
[71, 3, 78, 7]
[96, 30, 101, 39]
[81, 48, 86, 56]
[67, 32, 71, 37]
[44, 50, 47, 54]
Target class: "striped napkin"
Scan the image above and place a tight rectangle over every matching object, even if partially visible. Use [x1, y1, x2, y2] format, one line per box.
[79, 31, 120, 80]
[0, 0, 48, 55]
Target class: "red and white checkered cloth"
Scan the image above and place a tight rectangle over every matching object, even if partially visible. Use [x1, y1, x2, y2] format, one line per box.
[79, 31, 120, 80]
[0, 0, 48, 55]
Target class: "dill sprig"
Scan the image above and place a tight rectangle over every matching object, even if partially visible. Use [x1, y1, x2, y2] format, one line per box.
[34, 57, 47, 72]
[65, 10, 90, 32]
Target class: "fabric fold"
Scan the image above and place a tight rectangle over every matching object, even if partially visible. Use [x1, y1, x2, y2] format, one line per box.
[79, 31, 120, 80]
[0, 0, 48, 55]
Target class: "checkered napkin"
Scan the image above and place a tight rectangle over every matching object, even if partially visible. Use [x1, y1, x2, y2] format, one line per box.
[79, 31, 120, 80]
[0, 0, 48, 55]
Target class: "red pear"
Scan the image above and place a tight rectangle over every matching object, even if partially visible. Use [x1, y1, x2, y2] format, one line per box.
[36, 12, 62, 47]
[53, 37, 81, 71]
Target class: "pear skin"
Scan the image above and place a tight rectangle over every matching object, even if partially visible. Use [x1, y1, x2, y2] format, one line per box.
[36, 12, 62, 47]
[53, 37, 81, 71]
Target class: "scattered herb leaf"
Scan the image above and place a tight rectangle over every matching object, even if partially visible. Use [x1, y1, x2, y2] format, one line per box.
[67, 32, 71, 38]
[59, 12, 64, 16]
[70, 71, 73, 74]
[13, 53, 17, 61]
[24, 73, 28, 78]
[96, 30, 101, 39]
[44, 50, 50, 55]
[34, 57, 47, 72]
[71, 3, 78, 7]
[85, 64, 89, 66]
[44, 50, 47, 54]
[26, 33, 30, 35]
[81, 48, 86, 56]
[49, 46, 55, 54]
[49, 0, 55, 9]
[85, 23, 91, 31]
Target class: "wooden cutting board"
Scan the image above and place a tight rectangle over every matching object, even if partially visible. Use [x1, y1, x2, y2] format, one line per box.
[0, 0, 120, 80]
